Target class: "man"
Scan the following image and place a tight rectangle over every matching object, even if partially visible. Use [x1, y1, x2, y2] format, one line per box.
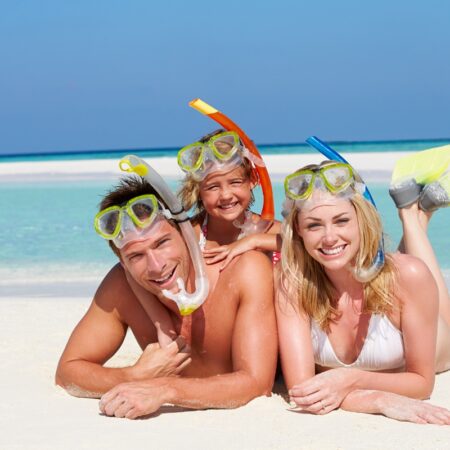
[56, 177, 277, 419]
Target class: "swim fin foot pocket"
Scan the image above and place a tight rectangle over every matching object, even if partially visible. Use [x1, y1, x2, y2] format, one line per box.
[418, 172, 450, 212]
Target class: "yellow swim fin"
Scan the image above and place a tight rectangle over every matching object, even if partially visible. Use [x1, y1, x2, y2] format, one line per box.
[391, 144, 450, 186]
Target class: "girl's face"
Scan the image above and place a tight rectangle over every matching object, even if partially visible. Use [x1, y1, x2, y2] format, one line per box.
[296, 196, 360, 273]
[199, 166, 254, 223]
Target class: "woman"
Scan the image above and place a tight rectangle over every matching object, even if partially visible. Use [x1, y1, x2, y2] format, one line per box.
[276, 160, 450, 424]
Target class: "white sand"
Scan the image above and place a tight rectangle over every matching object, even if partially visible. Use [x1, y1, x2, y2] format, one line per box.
[0, 151, 413, 181]
[1, 296, 449, 450]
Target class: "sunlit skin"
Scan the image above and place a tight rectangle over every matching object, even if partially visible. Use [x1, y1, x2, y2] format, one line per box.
[119, 220, 193, 305]
[295, 197, 360, 277]
[200, 166, 255, 222]
[55, 213, 277, 419]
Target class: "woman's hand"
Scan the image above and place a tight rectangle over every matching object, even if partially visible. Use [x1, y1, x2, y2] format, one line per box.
[375, 391, 450, 425]
[203, 236, 255, 270]
[289, 368, 356, 414]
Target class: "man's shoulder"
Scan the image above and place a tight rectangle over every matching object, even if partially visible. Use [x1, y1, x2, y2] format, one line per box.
[227, 250, 273, 285]
[94, 263, 137, 308]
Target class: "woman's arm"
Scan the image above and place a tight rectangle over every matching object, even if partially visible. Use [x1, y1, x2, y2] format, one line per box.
[275, 271, 315, 389]
[289, 254, 440, 414]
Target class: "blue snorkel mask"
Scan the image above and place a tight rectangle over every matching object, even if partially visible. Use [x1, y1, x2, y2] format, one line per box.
[305, 136, 385, 282]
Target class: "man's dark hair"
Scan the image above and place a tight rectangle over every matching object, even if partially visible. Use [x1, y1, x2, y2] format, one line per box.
[99, 176, 176, 257]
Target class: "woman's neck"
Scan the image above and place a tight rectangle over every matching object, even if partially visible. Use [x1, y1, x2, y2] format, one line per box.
[325, 266, 364, 300]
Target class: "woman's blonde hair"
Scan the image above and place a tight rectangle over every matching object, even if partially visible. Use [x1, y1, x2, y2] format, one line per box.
[279, 163, 396, 329]
[178, 129, 257, 215]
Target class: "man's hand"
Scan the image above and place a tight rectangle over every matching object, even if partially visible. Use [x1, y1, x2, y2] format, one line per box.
[99, 380, 169, 419]
[130, 336, 191, 381]
[289, 368, 356, 414]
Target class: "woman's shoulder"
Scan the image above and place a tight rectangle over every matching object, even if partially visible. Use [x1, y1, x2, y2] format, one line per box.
[388, 252, 437, 299]
[388, 252, 432, 282]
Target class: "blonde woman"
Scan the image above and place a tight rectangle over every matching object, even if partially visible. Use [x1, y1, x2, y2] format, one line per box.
[276, 160, 450, 424]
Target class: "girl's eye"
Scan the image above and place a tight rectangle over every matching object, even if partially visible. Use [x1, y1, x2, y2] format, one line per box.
[231, 179, 243, 185]
[306, 223, 321, 230]
[336, 218, 350, 225]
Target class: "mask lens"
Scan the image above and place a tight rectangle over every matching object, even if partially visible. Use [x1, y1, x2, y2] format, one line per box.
[211, 133, 239, 159]
[287, 172, 313, 199]
[129, 198, 156, 226]
[97, 209, 120, 237]
[323, 165, 352, 191]
[179, 145, 204, 170]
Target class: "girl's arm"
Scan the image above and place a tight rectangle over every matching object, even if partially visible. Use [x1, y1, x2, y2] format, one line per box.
[204, 220, 282, 269]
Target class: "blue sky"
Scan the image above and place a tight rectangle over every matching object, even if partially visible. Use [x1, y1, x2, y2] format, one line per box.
[1, 0, 449, 154]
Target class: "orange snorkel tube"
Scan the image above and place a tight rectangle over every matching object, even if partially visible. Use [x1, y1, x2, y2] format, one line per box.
[189, 98, 274, 230]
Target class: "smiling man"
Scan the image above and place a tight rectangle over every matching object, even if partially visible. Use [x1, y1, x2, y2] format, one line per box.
[55, 177, 277, 419]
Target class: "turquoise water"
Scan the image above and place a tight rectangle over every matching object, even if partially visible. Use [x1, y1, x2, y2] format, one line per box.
[1, 139, 449, 289]
[1, 177, 449, 285]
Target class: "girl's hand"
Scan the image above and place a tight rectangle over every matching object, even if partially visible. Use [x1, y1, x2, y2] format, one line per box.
[203, 236, 255, 270]
[289, 368, 356, 415]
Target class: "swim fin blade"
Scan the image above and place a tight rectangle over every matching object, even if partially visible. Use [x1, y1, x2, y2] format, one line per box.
[391, 144, 450, 186]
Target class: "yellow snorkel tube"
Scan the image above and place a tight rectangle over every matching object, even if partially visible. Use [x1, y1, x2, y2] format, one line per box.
[119, 155, 209, 316]
[189, 98, 275, 234]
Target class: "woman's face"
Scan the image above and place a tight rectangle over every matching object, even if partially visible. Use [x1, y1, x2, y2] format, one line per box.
[296, 196, 360, 273]
[199, 165, 254, 223]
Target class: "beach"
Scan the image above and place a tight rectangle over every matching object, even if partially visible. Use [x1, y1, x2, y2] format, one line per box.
[2, 151, 450, 449]
[1, 295, 450, 450]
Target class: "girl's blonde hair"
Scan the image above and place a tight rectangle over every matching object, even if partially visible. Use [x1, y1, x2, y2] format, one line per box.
[279, 167, 396, 329]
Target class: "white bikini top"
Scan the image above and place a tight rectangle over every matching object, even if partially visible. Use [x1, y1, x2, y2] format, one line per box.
[311, 314, 405, 371]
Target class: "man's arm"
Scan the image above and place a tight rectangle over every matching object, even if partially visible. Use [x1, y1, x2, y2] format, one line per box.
[55, 265, 190, 398]
[99, 251, 278, 418]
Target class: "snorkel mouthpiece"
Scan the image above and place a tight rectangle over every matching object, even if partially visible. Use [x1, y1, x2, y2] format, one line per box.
[119, 155, 209, 315]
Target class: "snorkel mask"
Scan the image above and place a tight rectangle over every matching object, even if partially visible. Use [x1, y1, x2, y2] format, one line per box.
[95, 194, 172, 249]
[183, 98, 275, 236]
[95, 155, 209, 316]
[284, 136, 385, 282]
[177, 130, 264, 181]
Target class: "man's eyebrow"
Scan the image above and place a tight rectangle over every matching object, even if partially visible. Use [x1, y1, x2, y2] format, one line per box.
[154, 232, 172, 244]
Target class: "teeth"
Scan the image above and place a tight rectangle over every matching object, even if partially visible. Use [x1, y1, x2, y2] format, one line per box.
[151, 268, 174, 284]
[220, 202, 237, 209]
[321, 245, 345, 255]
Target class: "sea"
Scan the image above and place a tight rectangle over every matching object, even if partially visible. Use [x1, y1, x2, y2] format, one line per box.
[1, 139, 449, 298]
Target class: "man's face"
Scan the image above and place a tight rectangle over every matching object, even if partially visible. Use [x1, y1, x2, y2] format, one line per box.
[119, 219, 191, 298]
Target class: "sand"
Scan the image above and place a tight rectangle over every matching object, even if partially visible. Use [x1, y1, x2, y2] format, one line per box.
[0, 292, 449, 450]
[0, 151, 412, 181]
[2, 151, 450, 449]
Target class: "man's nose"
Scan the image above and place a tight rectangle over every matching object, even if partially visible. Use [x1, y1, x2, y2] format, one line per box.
[146, 250, 165, 273]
